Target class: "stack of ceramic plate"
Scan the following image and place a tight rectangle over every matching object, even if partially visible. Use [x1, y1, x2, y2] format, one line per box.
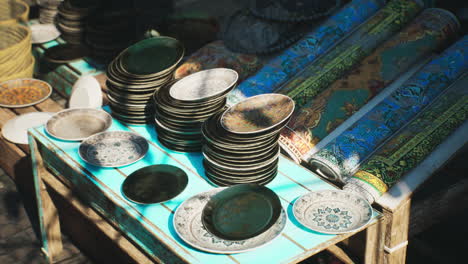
[201, 94, 294, 186]
[85, 11, 138, 62]
[0, 24, 34, 83]
[37, 0, 63, 24]
[56, 0, 98, 44]
[153, 68, 238, 152]
[106, 36, 184, 124]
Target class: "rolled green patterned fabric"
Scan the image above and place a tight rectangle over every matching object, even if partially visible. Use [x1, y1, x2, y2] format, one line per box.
[344, 74, 468, 203]
[279, 8, 460, 162]
[277, 0, 423, 106]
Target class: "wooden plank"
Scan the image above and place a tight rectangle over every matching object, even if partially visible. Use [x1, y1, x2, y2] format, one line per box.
[363, 217, 385, 264]
[29, 138, 63, 262]
[35, 98, 63, 113]
[326, 245, 356, 264]
[41, 164, 154, 264]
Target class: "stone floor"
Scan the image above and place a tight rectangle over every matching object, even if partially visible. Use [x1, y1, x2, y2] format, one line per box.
[0, 167, 92, 264]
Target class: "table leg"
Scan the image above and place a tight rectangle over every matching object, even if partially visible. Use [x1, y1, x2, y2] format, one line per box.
[382, 199, 411, 264]
[363, 217, 385, 264]
[29, 135, 63, 263]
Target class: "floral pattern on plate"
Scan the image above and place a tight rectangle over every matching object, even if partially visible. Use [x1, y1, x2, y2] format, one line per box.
[293, 190, 372, 234]
[79, 131, 148, 167]
[173, 188, 287, 254]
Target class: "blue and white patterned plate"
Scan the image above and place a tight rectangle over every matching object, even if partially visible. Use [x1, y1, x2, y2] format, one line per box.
[293, 190, 372, 234]
[173, 188, 287, 254]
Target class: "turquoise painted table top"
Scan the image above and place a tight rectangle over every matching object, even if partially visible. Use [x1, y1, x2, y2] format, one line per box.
[29, 107, 379, 264]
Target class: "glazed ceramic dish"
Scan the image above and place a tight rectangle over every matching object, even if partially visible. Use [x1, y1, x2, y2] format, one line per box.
[79, 131, 149, 167]
[46, 108, 112, 141]
[119, 36, 184, 77]
[169, 68, 238, 102]
[201, 184, 281, 240]
[1, 112, 53, 144]
[43, 43, 89, 64]
[30, 24, 60, 44]
[173, 188, 287, 253]
[0, 78, 52, 108]
[69, 75, 102, 108]
[221, 93, 294, 134]
[121, 164, 188, 204]
[293, 190, 372, 234]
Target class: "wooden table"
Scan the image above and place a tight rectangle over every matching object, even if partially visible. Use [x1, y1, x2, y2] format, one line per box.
[27, 108, 384, 264]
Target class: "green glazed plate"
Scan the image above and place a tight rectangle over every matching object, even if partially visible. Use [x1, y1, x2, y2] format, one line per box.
[201, 184, 282, 240]
[121, 164, 188, 204]
[119, 36, 184, 76]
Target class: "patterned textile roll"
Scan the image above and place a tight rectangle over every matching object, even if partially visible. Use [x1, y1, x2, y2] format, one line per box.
[279, 8, 460, 163]
[344, 74, 468, 203]
[277, 0, 423, 107]
[308, 36, 468, 183]
[174, 40, 265, 82]
[226, 0, 386, 104]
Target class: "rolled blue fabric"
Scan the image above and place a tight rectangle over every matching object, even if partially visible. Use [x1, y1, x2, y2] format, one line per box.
[308, 35, 468, 182]
[227, 0, 386, 104]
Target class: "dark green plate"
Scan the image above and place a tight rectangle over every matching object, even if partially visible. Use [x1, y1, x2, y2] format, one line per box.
[44, 44, 89, 64]
[119, 37, 184, 76]
[201, 184, 282, 240]
[122, 164, 188, 204]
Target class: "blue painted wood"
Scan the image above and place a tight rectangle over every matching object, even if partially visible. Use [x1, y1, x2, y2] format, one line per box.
[29, 108, 379, 263]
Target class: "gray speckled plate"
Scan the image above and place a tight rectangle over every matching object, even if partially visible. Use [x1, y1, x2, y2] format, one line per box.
[293, 190, 372, 234]
[79, 131, 149, 167]
[46, 108, 112, 141]
[169, 68, 238, 102]
[173, 188, 286, 254]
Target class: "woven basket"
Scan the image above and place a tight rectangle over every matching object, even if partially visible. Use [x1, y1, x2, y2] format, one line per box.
[0, 0, 29, 25]
[0, 54, 34, 83]
[0, 23, 31, 65]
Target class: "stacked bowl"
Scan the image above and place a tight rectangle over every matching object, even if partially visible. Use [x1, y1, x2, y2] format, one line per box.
[37, 0, 62, 24]
[201, 94, 294, 186]
[0, 24, 34, 83]
[57, 0, 98, 44]
[153, 68, 238, 152]
[107, 36, 184, 124]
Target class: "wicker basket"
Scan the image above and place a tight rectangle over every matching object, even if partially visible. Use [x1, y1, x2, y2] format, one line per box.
[0, 54, 34, 83]
[0, 0, 29, 25]
[0, 23, 31, 66]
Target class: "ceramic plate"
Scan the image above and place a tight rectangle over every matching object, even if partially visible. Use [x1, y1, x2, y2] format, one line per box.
[46, 108, 112, 141]
[43, 44, 89, 64]
[293, 190, 372, 234]
[69, 75, 102, 108]
[122, 164, 188, 204]
[201, 184, 282, 240]
[221, 93, 294, 134]
[173, 188, 286, 253]
[0, 79, 52, 108]
[119, 37, 184, 76]
[169, 68, 238, 102]
[79, 131, 149, 167]
[1, 112, 53, 144]
[30, 24, 61, 44]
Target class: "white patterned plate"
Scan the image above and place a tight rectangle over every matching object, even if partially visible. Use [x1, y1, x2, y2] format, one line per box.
[173, 188, 287, 254]
[30, 24, 60, 44]
[2, 112, 53, 144]
[79, 131, 148, 167]
[293, 190, 372, 234]
[169, 68, 238, 102]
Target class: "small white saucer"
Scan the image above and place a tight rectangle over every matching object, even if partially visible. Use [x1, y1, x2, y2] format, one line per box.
[69, 75, 103, 109]
[2, 112, 54, 144]
[30, 24, 61, 44]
